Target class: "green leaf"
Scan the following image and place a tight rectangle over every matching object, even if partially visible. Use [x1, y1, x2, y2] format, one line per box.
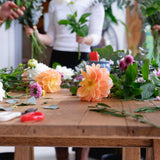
[5, 19, 12, 30]
[79, 13, 91, 24]
[93, 45, 114, 60]
[146, 7, 157, 16]
[77, 24, 88, 37]
[70, 86, 78, 95]
[135, 106, 160, 113]
[6, 99, 20, 104]
[150, 72, 160, 87]
[43, 105, 59, 109]
[141, 59, 149, 81]
[0, 106, 14, 111]
[17, 96, 36, 106]
[58, 19, 71, 25]
[140, 83, 155, 99]
[125, 62, 138, 84]
[97, 103, 111, 108]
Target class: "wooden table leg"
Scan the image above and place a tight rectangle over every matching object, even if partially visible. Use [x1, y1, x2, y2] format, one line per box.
[14, 146, 34, 160]
[122, 147, 140, 160]
[153, 140, 160, 160]
[146, 147, 153, 160]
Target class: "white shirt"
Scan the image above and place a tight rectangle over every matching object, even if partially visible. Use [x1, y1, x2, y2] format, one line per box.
[47, 0, 104, 52]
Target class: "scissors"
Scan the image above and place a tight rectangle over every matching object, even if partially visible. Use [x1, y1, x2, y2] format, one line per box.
[20, 111, 45, 122]
[0, 108, 44, 122]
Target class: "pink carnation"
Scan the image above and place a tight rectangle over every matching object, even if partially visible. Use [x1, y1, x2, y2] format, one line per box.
[30, 83, 42, 98]
[124, 55, 134, 66]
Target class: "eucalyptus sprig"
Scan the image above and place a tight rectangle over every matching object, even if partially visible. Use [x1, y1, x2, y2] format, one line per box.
[58, 1, 91, 59]
[89, 103, 160, 128]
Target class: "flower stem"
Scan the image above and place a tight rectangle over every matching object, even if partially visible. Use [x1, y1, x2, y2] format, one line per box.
[78, 43, 81, 60]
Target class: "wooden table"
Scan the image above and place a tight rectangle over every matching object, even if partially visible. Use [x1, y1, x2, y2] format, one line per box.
[0, 89, 160, 160]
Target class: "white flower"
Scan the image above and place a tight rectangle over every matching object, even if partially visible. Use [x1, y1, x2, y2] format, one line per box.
[25, 63, 50, 82]
[55, 65, 74, 80]
[54, 0, 71, 5]
[0, 82, 5, 101]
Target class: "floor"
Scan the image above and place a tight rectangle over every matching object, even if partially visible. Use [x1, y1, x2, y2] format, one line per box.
[0, 146, 97, 160]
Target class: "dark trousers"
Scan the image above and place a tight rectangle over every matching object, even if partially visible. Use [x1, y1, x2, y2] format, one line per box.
[49, 50, 88, 69]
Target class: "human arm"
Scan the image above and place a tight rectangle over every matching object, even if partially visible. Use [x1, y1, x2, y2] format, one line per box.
[0, 1, 25, 21]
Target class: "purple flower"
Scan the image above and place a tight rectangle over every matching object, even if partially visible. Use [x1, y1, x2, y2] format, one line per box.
[124, 55, 134, 66]
[119, 59, 127, 71]
[75, 75, 83, 81]
[30, 83, 42, 98]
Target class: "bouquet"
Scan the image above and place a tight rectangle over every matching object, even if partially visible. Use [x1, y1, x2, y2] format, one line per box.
[0, 0, 46, 59]
[136, 0, 160, 63]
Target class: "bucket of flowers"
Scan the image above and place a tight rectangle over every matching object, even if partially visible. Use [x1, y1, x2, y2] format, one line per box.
[135, 0, 160, 63]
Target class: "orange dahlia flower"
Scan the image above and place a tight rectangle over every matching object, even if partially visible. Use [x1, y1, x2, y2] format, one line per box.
[77, 64, 113, 102]
[35, 69, 61, 93]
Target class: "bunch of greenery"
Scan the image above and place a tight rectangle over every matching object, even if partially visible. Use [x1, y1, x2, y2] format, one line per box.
[58, 1, 91, 59]
[0, 0, 46, 59]
[94, 45, 160, 100]
[0, 64, 29, 92]
[135, 0, 160, 63]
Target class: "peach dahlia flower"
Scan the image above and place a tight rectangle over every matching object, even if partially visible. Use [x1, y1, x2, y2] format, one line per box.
[35, 69, 61, 93]
[77, 64, 113, 102]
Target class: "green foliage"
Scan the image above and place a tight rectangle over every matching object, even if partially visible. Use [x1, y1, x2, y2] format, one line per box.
[135, 105, 160, 113]
[94, 45, 160, 100]
[140, 83, 155, 100]
[97, 0, 132, 23]
[0, 65, 29, 92]
[89, 103, 160, 128]
[141, 59, 149, 81]
[58, 11, 91, 37]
